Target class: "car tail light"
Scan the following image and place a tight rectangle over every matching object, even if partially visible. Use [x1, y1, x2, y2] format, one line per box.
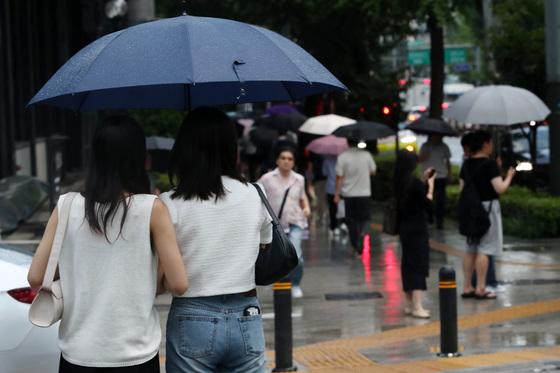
[7, 287, 38, 304]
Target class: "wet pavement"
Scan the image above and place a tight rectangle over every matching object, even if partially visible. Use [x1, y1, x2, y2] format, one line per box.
[254, 197, 560, 371]
[4, 183, 560, 372]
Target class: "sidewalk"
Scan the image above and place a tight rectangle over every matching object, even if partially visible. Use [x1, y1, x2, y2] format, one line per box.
[255, 204, 560, 372]
[5, 184, 559, 372]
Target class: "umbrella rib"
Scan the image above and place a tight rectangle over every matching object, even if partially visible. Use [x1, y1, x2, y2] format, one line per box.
[281, 81, 296, 101]
[77, 91, 91, 111]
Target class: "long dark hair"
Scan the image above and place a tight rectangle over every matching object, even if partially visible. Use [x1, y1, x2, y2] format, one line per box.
[83, 115, 150, 241]
[394, 150, 419, 210]
[169, 106, 245, 201]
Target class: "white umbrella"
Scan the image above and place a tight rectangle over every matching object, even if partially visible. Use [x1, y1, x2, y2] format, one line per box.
[298, 114, 355, 135]
[445, 85, 550, 125]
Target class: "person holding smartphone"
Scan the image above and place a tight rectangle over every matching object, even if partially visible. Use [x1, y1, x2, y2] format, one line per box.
[419, 134, 451, 229]
[394, 150, 435, 318]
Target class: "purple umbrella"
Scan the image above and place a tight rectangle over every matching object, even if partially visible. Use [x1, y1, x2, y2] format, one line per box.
[306, 135, 348, 156]
[266, 104, 300, 115]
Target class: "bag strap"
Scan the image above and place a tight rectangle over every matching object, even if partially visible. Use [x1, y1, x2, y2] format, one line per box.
[277, 187, 291, 220]
[41, 192, 78, 290]
[251, 183, 281, 227]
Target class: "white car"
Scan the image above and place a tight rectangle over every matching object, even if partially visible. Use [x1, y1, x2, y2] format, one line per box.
[0, 244, 59, 372]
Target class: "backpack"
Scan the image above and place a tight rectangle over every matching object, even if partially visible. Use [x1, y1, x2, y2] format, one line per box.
[457, 160, 493, 245]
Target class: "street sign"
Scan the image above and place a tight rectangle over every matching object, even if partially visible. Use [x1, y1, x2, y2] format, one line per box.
[407, 47, 469, 66]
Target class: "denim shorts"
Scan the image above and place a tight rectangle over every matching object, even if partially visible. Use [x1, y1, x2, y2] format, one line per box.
[165, 294, 265, 373]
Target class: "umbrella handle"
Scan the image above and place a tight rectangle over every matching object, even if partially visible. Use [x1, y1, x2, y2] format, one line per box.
[233, 60, 247, 99]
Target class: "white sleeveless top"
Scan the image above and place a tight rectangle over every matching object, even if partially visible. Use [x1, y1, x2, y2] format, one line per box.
[57, 193, 160, 367]
[161, 177, 273, 297]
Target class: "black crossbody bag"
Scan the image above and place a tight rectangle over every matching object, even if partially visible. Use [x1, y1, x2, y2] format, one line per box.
[251, 183, 298, 286]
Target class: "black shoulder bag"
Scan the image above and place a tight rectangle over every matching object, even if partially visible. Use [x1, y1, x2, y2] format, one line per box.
[458, 160, 493, 245]
[251, 183, 299, 286]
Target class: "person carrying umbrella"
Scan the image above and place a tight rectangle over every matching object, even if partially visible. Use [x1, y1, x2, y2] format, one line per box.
[332, 121, 393, 255]
[334, 139, 377, 256]
[419, 134, 451, 229]
[459, 130, 515, 300]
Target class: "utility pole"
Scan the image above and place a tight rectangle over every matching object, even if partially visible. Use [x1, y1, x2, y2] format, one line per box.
[545, 0, 560, 195]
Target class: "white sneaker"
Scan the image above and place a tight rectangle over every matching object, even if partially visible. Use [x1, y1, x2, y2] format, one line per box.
[292, 286, 303, 299]
[487, 284, 506, 293]
[340, 223, 349, 233]
[333, 228, 341, 236]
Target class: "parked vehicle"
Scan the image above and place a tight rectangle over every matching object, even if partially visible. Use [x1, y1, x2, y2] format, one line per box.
[501, 125, 549, 187]
[0, 244, 60, 372]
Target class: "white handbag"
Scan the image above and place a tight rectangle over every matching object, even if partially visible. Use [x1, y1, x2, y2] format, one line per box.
[28, 192, 77, 327]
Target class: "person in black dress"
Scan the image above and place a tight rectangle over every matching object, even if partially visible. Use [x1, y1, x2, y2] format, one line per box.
[395, 150, 435, 319]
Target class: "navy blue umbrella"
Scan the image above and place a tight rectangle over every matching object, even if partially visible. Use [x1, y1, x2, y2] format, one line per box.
[28, 15, 346, 111]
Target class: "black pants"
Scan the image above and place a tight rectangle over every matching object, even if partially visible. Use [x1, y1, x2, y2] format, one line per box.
[59, 354, 160, 373]
[344, 196, 371, 253]
[326, 193, 339, 231]
[428, 178, 447, 227]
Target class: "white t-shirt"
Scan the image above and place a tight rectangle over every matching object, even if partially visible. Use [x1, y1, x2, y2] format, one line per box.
[335, 148, 376, 197]
[420, 141, 451, 179]
[161, 177, 273, 297]
[58, 194, 160, 367]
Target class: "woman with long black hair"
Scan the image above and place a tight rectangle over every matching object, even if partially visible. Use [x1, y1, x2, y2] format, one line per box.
[161, 107, 272, 373]
[28, 115, 187, 373]
[394, 150, 435, 319]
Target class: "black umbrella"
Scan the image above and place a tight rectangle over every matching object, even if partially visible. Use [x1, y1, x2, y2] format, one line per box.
[249, 126, 279, 149]
[332, 121, 395, 141]
[255, 112, 307, 133]
[406, 117, 458, 136]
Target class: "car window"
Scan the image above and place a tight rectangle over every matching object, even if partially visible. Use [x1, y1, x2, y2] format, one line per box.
[0, 246, 33, 267]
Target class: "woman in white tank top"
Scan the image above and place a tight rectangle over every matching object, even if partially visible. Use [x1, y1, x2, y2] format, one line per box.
[161, 107, 272, 373]
[28, 116, 188, 373]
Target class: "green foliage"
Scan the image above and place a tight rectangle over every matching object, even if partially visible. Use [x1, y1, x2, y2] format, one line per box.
[128, 109, 183, 137]
[371, 154, 396, 202]
[152, 172, 173, 193]
[447, 185, 560, 238]
[489, 0, 545, 97]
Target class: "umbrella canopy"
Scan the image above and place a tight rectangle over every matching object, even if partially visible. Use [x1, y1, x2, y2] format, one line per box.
[332, 121, 395, 141]
[249, 126, 278, 148]
[406, 117, 458, 136]
[298, 114, 356, 135]
[266, 104, 300, 115]
[445, 85, 550, 125]
[255, 112, 307, 132]
[28, 15, 346, 111]
[306, 135, 349, 156]
[146, 136, 174, 150]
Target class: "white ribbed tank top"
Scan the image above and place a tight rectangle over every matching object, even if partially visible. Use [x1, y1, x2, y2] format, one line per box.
[57, 193, 160, 367]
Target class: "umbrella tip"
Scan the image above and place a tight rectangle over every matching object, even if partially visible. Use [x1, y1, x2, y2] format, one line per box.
[181, 0, 187, 16]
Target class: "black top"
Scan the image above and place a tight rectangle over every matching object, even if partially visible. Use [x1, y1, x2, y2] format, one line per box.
[400, 178, 432, 217]
[460, 157, 501, 201]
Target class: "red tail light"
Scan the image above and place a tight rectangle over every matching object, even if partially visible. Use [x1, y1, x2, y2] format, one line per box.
[7, 287, 38, 304]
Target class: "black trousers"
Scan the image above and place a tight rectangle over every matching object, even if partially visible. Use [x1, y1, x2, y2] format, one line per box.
[59, 354, 160, 373]
[344, 196, 371, 253]
[427, 178, 447, 226]
[326, 193, 339, 230]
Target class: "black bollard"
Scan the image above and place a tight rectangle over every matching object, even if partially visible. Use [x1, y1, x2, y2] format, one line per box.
[272, 282, 297, 372]
[438, 267, 461, 357]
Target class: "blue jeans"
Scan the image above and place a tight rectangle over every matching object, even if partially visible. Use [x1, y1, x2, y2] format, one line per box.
[166, 295, 265, 373]
[286, 225, 303, 286]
